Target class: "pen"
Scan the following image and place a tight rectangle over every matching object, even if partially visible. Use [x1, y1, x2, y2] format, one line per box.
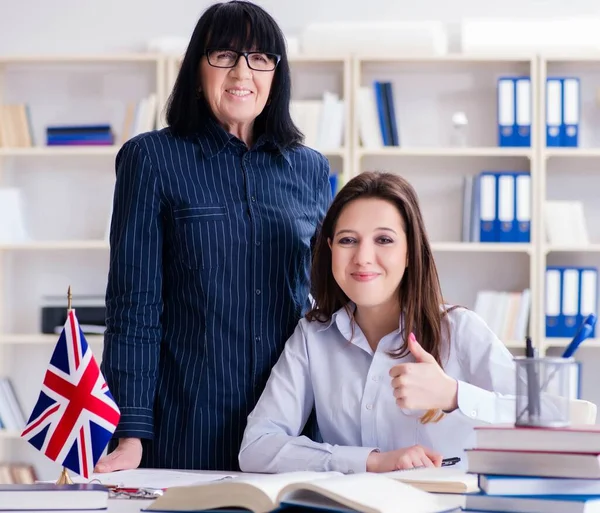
[562, 313, 597, 358]
[525, 336, 540, 419]
[441, 457, 460, 467]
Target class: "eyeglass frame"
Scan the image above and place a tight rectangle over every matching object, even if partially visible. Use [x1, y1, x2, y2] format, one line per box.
[205, 49, 281, 72]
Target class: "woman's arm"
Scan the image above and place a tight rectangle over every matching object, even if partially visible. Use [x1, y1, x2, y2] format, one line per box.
[238, 321, 377, 474]
[101, 138, 164, 441]
[448, 309, 517, 424]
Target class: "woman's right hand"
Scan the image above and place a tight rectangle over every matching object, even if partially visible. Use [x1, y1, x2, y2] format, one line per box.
[366, 444, 442, 473]
[94, 438, 143, 473]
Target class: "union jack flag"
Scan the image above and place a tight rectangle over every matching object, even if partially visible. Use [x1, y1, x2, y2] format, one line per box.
[21, 310, 120, 478]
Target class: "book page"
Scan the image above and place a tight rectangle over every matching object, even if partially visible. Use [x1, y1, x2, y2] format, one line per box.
[383, 467, 479, 493]
[279, 473, 446, 513]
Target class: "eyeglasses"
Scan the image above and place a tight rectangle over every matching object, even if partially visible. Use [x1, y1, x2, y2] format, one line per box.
[206, 49, 281, 72]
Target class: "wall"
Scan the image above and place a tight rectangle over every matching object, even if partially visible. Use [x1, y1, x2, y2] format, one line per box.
[1, 0, 600, 55]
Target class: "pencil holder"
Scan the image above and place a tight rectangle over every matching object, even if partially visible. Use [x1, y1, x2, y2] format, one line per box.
[514, 356, 579, 428]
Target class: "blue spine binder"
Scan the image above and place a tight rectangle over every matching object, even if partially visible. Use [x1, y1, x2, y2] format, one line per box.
[373, 81, 391, 146]
[497, 172, 516, 242]
[545, 267, 562, 338]
[546, 78, 562, 147]
[514, 172, 531, 243]
[561, 77, 580, 147]
[515, 77, 532, 147]
[383, 82, 399, 146]
[479, 172, 497, 242]
[497, 77, 516, 147]
[561, 267, 580, 338]
[579, 267, 598, 338]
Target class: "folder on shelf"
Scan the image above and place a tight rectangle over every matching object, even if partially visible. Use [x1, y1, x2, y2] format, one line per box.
[497, 173, 516, 242]
[515, 172, 531, 243]
[515, 77, 531, 147]
[546, 78, 562, 147]
[562, 77, 580, 147]
[373, 81, 392, 146]
[545, 267, 561, 338]
[561, 267, 580, 338]
[479, 172, 497, 242]
[497, 77, 516, 147]
[579, 267, 598, 338]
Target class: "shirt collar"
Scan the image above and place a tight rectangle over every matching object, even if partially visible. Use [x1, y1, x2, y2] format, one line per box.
[196, 115, 292, 167]
[318, 302, 404, 341]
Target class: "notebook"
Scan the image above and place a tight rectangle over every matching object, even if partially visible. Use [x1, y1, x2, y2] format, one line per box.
[143, 471, 455, 513]
[383, 467, 479, 493]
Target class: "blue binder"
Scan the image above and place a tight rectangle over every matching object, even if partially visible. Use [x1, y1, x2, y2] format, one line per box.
[546, 78, 562, 147]
[561, 267, 580, 338]
[514, 172, 531, 243]
[497, 172, 516, 242]
[545, 267, 562, 338]
[515, 77, 532, 147]
[497, 78, 516, 147]
[479, 172, 497, 242]
[561, 77, 580, 147]
[578, 267, 598, 338]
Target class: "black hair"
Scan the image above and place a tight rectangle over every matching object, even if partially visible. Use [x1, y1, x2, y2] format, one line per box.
[166, 0, 302, 148]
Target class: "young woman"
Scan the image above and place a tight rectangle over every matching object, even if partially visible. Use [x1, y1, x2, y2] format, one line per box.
[238, 171, 517, 474]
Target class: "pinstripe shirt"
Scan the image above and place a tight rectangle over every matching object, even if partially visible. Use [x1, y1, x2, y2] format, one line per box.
[101, 117, 331, 470]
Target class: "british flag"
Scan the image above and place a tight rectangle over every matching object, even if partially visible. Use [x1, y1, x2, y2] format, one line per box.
[21, 310, 120, 478]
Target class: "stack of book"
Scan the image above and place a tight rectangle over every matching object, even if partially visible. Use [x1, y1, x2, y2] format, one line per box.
[45, 124, 114, 146]
[463, 423, 600, 512]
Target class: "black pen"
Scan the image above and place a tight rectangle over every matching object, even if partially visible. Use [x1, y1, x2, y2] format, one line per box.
[441, 457, 461, 467]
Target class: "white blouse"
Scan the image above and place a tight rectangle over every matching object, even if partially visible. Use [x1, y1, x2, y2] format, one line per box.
[239, 306, 517, 474]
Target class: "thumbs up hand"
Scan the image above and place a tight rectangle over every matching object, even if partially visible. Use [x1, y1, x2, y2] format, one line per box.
[389, 332, 458, 412]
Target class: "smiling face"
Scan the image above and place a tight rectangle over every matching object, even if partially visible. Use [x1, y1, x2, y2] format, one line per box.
[199, 49, 275, 135]
[329, 197, 408, 311]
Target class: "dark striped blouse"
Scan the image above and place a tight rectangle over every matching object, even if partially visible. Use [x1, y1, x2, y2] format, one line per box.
[101, 117, 331, 470]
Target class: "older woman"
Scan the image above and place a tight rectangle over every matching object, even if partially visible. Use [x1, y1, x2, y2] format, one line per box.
[95, 0, 331, 471]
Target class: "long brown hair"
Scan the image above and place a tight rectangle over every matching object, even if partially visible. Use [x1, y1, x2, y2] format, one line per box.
[307, 172, 452, 423]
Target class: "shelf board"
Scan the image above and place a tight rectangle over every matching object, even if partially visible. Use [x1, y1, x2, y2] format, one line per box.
[431, 242, 531, 253]
[0, 54, 160, 65]
[0, 240, 109, 250]
[544, 148, 600, 158]
[356, 54, 534, 63]
[544, 338, 600, 348]
[289, 55, 348, 63]
[0, 430, 21, 439]
[544, 244, 600, 254]
[0, 146, 119, 157]
[357, 147, 532, 158]
[0, 334, 104, 345]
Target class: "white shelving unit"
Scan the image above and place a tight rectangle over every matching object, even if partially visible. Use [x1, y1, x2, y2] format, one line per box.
[352, 54, 539, 349]
[539, 54, 600, 358]
[0, 54, 164, 476]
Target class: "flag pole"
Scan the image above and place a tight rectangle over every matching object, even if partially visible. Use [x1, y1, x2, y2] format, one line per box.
[56, 286, 74, 486]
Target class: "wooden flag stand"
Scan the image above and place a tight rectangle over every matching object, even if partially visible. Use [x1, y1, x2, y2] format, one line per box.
[56, 286, 74, 486]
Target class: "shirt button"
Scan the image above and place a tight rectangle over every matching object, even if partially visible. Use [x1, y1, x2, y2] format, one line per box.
[347, 470, 354, 474]
[255, 289, 261, 295]
[255, 336, 261, 342]
[366, 404, 373, 410]
[371, 375, 380, 382]
[251, 196, 256, 202]
[470, 410, 477, 417]
[255, 241, 261, 246]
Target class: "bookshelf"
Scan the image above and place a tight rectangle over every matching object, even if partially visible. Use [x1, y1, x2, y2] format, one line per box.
[352, 54, 539, 349]
[0, 50, 599, 477]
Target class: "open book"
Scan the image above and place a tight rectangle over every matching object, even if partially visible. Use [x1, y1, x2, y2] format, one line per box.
[144, 471, 455, 513]
[383, 467, 479, 493]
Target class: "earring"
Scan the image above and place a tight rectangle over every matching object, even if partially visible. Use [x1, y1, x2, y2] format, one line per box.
[196, 88, 202, 99]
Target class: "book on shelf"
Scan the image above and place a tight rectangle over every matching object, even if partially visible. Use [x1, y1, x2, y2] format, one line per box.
[289, 91, 344, 151]
[0, 483, 108, 511]
[46, 124, 114, 146]
[121, 93, 158, 144]
[0, 104, 33, 148]
[0, 376, 27, 431]
[144, 471, 455, 513]
[0, 188, 29, 244]
[544, 200, 589, 246]
[472, 289, 530, 343]
[0, 463, 37, 484]
[355, 81, 399, 148]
